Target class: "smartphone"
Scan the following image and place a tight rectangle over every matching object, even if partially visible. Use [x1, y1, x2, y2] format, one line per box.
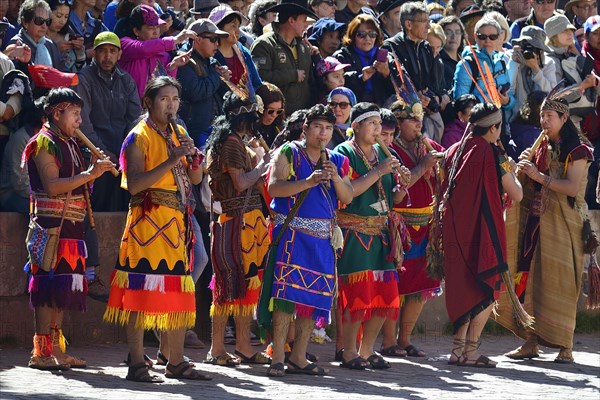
[71, 34, 82, 41]
[499, 82, 510, 94]
[376, 48, 388, 63]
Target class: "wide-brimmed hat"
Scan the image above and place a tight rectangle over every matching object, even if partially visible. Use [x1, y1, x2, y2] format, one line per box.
[544, 14, 576, 40]
[513, 25, 552, 52]
[565, 0, 596, 13]
[459, 5, 485, 24]
[209, 4, 249, 27]
[376, 0, 407, 16]
[268, 0, 318, 21]
[190, 0, 220, 15]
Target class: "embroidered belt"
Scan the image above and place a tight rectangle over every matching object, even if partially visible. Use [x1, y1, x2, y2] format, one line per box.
[336, 212, 387, 235]
[274, 213, 332, 239]
[393, 206, 433, 227]
[130, 189, 183, 212]
[220, 192, 262, 214]
[33, 194, 86, 222]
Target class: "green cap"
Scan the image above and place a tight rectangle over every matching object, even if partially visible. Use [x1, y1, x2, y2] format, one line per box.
[93, 32, 121, 49]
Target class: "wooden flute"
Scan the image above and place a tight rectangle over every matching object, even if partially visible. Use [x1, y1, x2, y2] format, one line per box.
[74, 129, 119, 177]
[167, 114, 194, 165]
[516, 129, 547, 175]
[375, 137, 408, 182]
[319, 141, 331, 189]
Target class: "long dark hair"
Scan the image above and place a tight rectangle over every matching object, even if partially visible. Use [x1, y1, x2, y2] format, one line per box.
[206, 91, 258, 156]
[47, 0, 71, 35]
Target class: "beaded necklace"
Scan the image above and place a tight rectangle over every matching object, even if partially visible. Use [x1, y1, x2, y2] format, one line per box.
[350, 139, 389, 214]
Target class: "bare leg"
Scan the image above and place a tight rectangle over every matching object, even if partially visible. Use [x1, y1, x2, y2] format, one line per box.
[381, 318, 398, 349]
[358, 315, 386, 359]
[126, 313, 145, 366]
[34, 306, 53, 335]
[397, 300, 426, 355]
[159, 331, 169, 359]
[341, 308, 363, 363]
[449, 321, 468, 364]
[165, 327, 186, 365]
[462, 304, 496, 365]
[234, 314, 255, 357]
[335, 307, 344, 352]
[209, 314, 228, 357]
[287, 317, 312, 368]
[271, 311, 291, 365]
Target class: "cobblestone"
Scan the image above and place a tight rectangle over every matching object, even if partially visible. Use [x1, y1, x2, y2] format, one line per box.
[1, 333, 598, 399]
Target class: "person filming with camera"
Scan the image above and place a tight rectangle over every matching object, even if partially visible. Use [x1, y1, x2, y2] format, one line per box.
[508, 25, 557, 122]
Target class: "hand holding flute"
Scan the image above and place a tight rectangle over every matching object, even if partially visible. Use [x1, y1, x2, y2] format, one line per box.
[167, 114, 200, 169]
[319, 141, 331, 189]
[516, 130, 547, 178]
[375, 137, 411, 189]
[75, 129, 119, 177]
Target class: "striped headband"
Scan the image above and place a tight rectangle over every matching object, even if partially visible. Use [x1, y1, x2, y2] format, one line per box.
[353, 111, 380, 124]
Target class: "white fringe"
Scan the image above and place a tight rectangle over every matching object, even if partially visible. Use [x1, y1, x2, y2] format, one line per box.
[72, 274, 84, 292]
[373, 270, 385, 282]
[144, 275, 165, 293]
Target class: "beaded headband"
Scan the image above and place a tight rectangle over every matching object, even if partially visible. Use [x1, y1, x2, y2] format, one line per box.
[352, 110, 380, 124]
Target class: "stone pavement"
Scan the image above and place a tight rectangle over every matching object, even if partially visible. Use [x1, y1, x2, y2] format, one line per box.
[1, 334, 599, 400]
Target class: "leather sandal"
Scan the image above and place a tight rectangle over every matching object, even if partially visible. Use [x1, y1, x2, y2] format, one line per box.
[165, 361, 212, 380]
[505, 345, 540, 360]
[448, 338, 466, 365]
[380, 344, 407, 358]
[126, 362, 164, 383]
[554, 348, 574, 364]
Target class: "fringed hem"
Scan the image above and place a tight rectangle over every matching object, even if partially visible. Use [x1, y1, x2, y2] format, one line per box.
[29, 274, 87, 311]
[345, 307, 399, 323]
[401, 286, 443, 305]
[110, 270, 195, 293]
[103, 307, 195, 330]
[210, 303, 255, 317]
[338, 269, 398, 285]
[270, 298, 331, 323]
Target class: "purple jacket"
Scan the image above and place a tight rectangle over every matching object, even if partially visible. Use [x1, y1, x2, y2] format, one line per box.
[119, 36, 177, 98]
[442, 118, 467, 149]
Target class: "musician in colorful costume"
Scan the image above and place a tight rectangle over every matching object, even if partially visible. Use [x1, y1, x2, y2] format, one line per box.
[260, 104, 353, 377]
[333, 102, 410, 370]
[379, 99, 443, 359]
[206, 91, 271, 367]
[24, 88, 115, 370]
[497, 88, 594, 364]
[441, 103, 523, 368]
[104, 77, 206, 382]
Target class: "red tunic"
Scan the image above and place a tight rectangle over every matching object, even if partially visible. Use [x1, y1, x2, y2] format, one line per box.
[442, 136, 507, 331]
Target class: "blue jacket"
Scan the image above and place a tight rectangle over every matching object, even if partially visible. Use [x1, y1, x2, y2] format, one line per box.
[453, 47, 515, 114]
[214, 43, 263, 91]
[177, 50, 222, 147]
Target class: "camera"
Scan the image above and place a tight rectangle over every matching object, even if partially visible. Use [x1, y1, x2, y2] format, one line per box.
[521, 42, 536, 60]
[424, 90, 441, 113]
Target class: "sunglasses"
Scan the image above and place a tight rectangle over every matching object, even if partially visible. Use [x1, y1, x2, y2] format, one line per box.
[266, 108, 284, 115]
[57, 0, 74, 5]
[533, 0, 554, 4]
[33, 16, 52, 26]
[476, 32, 499, 41]
[328, 101, 351, 110]
[201, 35, 219, 43]
[318, 0, 335, 5]
[356, 30, 378, 39]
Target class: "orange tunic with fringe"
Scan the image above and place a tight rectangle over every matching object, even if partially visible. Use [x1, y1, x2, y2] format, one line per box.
[103, 120, 196, 331]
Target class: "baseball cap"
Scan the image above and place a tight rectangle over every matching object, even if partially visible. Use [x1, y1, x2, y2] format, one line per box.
[94, 31, 121, 49]
[209, 4, 249, 27]
[316, 57, 350, 77]
[189, 18, 230, 37]
[584, 15, 600, 35]
[130, 4, 166, 27]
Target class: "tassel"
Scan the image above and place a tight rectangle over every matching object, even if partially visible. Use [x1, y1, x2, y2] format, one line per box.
[144, 275, 165, 293]
[71, 274, 84, 292]
[501, 270, 535, 328]
[331, 224, 344, 252]
[32, 334, 52, 357]
[583, 219, 599, 254]
[586, 253, 600, 310]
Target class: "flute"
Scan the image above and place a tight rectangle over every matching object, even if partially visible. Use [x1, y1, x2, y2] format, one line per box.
[516, 129, 547, 175]
[74, 129, 119, 177]
[167, 114, 194, 165]
[375, 137, 408, 181]
[320, 141, 331, 189]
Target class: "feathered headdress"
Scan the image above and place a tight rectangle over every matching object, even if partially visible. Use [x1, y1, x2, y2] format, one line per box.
[541, 79, 581, 115]
[389, 49, 424, 122]
[221, 44, 263, 116]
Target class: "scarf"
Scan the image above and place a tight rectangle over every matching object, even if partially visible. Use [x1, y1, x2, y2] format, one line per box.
[582, 41, 600, 74]
[353, 46, 377, 94]
[22, 30, 52, 67]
